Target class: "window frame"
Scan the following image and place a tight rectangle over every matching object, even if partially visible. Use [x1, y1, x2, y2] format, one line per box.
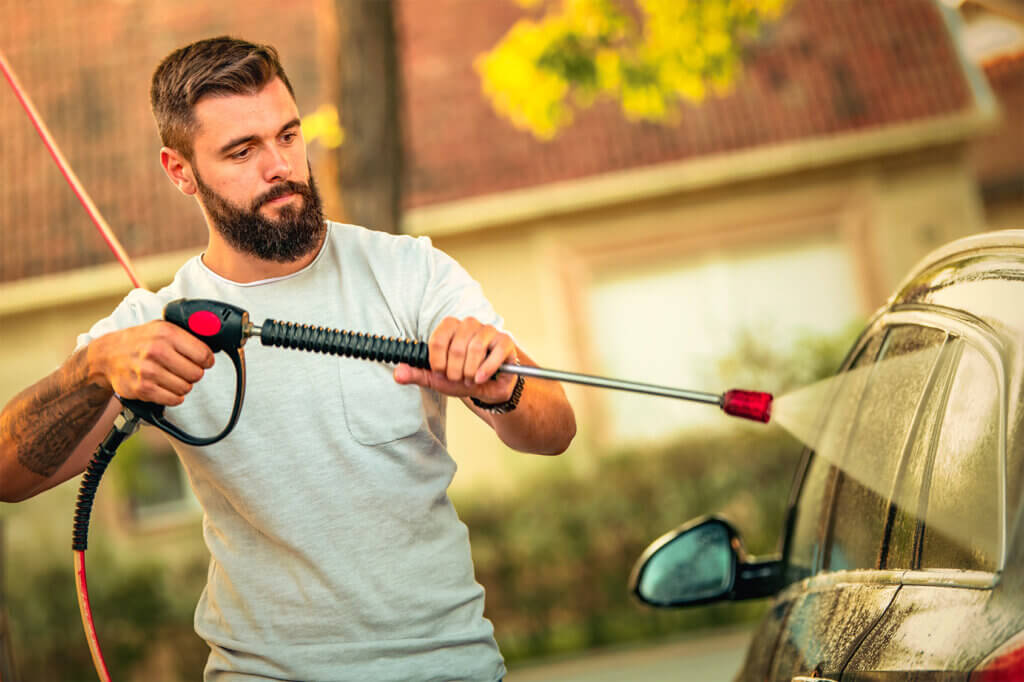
[114, 430, 202, 533]
[819, 322, 953, 574]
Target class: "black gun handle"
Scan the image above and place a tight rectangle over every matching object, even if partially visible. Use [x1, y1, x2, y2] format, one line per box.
[121, 299, 249, 446]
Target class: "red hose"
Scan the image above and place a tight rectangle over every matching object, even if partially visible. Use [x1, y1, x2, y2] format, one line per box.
[0, 50, 145, 289]
[74, 551, 112, 682]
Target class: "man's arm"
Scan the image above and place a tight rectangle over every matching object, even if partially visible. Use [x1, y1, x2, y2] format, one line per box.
[393, 317, 576, 455]
[0, 349, 120, 502]
[0, 321, 215, 502]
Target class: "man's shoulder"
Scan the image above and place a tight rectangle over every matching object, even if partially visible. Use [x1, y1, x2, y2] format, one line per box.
[153, 254, 207, 297]
[327, 220, 429, 251]
[121, 284, 178, 313]
[325, 220, 435, 270]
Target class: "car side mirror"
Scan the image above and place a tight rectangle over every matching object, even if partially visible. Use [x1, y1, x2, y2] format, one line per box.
[629, 516, 784, 608]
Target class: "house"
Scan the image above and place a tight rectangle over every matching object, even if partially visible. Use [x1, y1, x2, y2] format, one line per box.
[960, 0, 1024, 229]
[397, 0, 1000, 474]
[0, 0, 1007, 578]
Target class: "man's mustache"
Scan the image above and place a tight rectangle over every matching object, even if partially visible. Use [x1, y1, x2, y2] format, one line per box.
[252, 180, 311, 210]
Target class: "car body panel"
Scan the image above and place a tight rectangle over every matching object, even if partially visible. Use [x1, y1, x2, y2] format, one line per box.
[843, 584, 994, 681]
[735, 597, 794, 681]
[767, 582, 899, 681]
[845, 504, 1024, 681]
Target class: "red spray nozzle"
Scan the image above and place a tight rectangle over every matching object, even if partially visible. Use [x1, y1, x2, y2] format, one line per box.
[721, 389, 773, 423]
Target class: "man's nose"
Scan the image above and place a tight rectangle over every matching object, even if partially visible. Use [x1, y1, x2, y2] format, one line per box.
[263, 144, 292, 183]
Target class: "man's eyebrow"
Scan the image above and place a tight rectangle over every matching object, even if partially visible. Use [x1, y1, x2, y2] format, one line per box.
[218, 118, 302, 155]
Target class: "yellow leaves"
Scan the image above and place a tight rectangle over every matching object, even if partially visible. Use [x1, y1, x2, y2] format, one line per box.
[477, 0, 791, 140]
[475, 0, 632, 138]
[564, 0, 630, 40]
[748, 0, 789, 20]
[704, 31, 732, 57]
[476, 19, 574, 139]
[301, 104, 345, 149]
[620, 83, 668, 120]
[661, 62, 707, 102]
[595, 49, 622, 92]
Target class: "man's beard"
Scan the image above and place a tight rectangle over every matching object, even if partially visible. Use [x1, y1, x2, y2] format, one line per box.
[193, 165, 326, 263]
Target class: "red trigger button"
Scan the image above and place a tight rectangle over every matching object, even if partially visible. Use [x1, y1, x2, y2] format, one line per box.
[188, 310, 222, 337]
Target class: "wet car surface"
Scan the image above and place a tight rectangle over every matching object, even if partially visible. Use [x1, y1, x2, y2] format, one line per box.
[630, 230, 1024, 681]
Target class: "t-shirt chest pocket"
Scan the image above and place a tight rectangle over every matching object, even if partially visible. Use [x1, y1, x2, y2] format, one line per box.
[338, 357, 426, 445]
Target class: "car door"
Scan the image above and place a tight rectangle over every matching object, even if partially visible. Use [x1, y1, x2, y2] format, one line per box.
[764, 320, 957, 682]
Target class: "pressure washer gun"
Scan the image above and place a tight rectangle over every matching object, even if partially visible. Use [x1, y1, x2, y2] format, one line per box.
[110, 297, 774, 449]
[75, 295, 773, 552]
[71, 297, 773, 681]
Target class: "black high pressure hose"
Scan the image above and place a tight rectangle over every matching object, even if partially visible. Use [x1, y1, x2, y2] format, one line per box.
[72, 414, 140, 553]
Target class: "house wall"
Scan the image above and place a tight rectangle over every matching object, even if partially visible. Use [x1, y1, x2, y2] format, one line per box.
[0, 141, 989, 566]
[428, 143, 989, 492]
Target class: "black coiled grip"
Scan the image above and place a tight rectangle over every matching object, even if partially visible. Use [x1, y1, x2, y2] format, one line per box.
[260, 319, 431, 369]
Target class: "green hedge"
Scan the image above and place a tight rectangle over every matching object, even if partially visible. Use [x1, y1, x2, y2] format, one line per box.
[461, 424, 802, 663]
[5, 550, 209, 681]
[4, 425, 803, 680]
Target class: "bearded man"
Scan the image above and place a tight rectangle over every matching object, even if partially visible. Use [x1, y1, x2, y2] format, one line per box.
[0, 36, 575, 681]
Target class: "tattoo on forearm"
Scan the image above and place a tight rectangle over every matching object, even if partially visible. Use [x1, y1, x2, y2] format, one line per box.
[2, 352, 111, 478]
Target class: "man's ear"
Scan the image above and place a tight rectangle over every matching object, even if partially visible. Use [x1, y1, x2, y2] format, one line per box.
[160, 147, 197, 196]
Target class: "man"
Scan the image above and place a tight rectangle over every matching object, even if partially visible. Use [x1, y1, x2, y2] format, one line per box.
[0, 36, 575, 680]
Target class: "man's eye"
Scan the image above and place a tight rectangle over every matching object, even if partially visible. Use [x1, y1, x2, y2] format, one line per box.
[232, 148, 252, 160]
[281, 132, 297, 143]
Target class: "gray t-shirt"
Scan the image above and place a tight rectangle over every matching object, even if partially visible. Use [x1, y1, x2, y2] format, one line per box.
[77, 222, 507, 681]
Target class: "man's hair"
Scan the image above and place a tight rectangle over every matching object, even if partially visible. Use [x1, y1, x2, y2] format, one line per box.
[150, 36, 296, 160]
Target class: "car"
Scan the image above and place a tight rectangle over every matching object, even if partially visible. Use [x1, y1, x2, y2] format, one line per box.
[629, 229, 1024, 681]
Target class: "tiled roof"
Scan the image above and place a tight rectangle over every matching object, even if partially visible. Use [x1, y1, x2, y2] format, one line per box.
[0, 0, 324, 284]
[0, 0, 983, 284]
[398, 0, 974, 209]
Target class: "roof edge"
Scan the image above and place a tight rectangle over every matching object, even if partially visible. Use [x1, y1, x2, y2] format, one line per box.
[0, 247, 199, 317]
[938, 0, 1003, 121]
[404, 108, 999, 238]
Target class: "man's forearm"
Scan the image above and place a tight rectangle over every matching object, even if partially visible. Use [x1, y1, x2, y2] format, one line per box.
[0, 348, 113, 498]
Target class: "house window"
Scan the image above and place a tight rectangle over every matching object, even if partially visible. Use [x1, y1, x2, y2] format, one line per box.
[586, 232, 861, 444]
[115, 429, 197, 526]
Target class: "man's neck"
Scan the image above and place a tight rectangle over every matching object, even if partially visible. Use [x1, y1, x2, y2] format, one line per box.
[202, 230, 326, 283]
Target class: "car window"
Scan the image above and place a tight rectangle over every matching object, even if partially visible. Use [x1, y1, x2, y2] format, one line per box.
[787, 333, 883, 580]
[824, 325, 948, 572]
[879, 358, 949, 570]
[918, 342, 1000, 571]
[787, 452, 831, 582]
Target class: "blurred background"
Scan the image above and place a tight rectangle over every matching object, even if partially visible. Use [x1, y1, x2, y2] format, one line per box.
[1, 0, 1022, 679]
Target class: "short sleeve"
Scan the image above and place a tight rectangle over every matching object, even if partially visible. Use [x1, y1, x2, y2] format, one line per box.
[415, 238, 507, 340]
[74, 288, 168, 352]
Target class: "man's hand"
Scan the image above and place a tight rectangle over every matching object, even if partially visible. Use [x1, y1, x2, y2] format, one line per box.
[394, 316, 576, 454]
[392, 317, 517, 404]
[88, 320, 215, 406]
